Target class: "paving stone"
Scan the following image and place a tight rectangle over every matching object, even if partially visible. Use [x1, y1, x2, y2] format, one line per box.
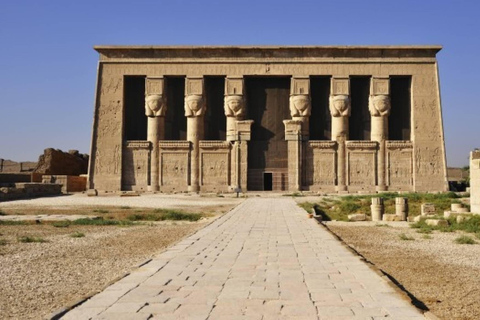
[62, 198, 423, 319]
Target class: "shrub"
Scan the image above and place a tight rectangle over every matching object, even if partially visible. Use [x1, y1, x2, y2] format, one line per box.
[0, 210, 6, 216]
[0, 220, 27, 226]
[93, 209, 109, 214]
[128, 209, 202, 222]
[0, 239, 7, 246]
[72, 218, 132, 226]
[52, 221, 71, 228]
[70, 232, 85, 238]
[18, 236, 47, 243]
[454, 235, 476, 244]
[399, 233, 415, 241]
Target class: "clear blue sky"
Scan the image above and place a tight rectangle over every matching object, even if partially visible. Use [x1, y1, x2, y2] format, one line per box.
[0, 0, 479, 167]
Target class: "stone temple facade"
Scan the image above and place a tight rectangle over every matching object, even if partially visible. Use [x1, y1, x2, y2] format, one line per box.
[87, 46, 448, 193]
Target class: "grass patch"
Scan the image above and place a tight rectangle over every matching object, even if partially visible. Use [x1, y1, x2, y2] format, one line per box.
[422, 234, 432, 239]
[399, 233, 415, 241]
[0, 210, 6, 216]
[70, 232, 85, 238]
[120, 206, 131, 210]
[411, 215, 480, 235]
[52, 221, 71, 228]
[127, 209, 202, 222]
[0, 220, 28, 226]
[93, 209, 109, 214]
[71, 218, 133, 226]
[283, 192, 304, 197]
[0, 239, 7, 246]
[18, 236, 48, 243]
[454, 235, 476, 245]
[375, 223, 391, 227]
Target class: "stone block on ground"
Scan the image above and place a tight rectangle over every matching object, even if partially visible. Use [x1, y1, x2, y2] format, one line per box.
[348, 213, 366, 221]
[421, 203, 436, 216]
[456, 214, 473, 224]
[382, 214, 400, 222]
[425, 219, 449, 227]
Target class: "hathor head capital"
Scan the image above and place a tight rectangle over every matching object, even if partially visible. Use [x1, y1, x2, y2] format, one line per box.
[329, 95, 351, 117]
[224, 95, 245, 117]
[145, 94, 166, 117]
[369, 95, 391, 116]
[185, 95, 205, 117]
[289, 95, 311, 117]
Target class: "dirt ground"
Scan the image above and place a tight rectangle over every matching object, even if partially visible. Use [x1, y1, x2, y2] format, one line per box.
[327, 222, 480, 320]
[0, 197, 241, 320]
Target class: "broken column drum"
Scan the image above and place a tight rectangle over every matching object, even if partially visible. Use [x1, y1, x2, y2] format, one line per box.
[395, 197, 408, 221]
[371, 197, 384, 221]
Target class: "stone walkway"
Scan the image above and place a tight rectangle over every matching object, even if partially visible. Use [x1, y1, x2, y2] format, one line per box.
[61, 198, 425, 320]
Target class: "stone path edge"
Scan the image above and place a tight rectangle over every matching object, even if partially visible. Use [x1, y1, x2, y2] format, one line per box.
[48, 200, 245, 320]
[320, 220, 441, 320]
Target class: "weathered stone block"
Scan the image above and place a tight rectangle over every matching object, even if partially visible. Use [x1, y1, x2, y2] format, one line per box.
[348, 213, 366, 221]
[382, 214, 400, 222]
[421, 203, 436, 216]
[425, 219, 448, 227]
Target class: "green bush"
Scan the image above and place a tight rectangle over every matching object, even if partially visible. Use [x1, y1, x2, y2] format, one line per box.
[71, 218, 132, 226]
[399, 233, 415, 241]
[93, 209, 109, 214]
[18, 236, 47, 243]
[454, 235, 476, 244]
[128, 209, 202, 222]
[70, 232, 85, 238]
[52, 221, 71, 228]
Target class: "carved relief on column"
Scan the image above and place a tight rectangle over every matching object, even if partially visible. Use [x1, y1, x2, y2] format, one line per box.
[224, 77, 245, 142]
[330, 77, 350, 192]
[185, 77, 205, 192]
[145, 77, 166, 192]
[284, 119, 303, 191]
[369, 77, 390, 191]
[289, 77, 311, 137]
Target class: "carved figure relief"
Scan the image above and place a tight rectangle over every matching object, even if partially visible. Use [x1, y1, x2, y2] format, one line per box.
[369, 95, 391, 117]
[202, 153, 228, 185]
[145, 94, 166, 117]
[161, 153, 188, 185]
[388, 151, 412, 186]
[224, 95, 245, 117]
[185, 95, 205, 117]
[349, 153, 374, 185]
[289, 95, 311, 117]
[329, 95, 350, 117]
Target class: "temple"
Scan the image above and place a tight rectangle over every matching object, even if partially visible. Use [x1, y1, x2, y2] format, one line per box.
[87, 46, 448, 193]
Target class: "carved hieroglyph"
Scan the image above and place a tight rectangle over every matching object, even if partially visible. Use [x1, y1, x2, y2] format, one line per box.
[122, 141, 149, 191]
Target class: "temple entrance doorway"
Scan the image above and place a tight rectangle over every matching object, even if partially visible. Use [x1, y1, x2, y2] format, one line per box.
[246, 77, 290, 191]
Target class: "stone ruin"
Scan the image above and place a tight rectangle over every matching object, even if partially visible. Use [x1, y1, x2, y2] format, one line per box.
[471, 150, 480, 214]
[34, 148, 88, 176]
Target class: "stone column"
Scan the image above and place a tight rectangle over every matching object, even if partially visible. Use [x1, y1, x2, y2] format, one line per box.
[145, 77, 166, 192]
[330, 77, 350, 192]
[225, 77, 245, 142]
[470, 150, 480, 214]
[185, 77, 205, 193]
[395, 197, 408, 221]
[371, 197, 384, 221]
[369, 77, 391, 192]
[235, 120, 253, 190]
[284, 120, 303, 191]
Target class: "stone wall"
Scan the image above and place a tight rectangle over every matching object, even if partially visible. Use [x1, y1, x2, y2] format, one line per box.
[34, 148, 89, 176]
[41, 175, 87, 193]
[0, 183, 62, 201]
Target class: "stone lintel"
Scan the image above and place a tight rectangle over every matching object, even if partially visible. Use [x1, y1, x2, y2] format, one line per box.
[95, 45, 442, 61]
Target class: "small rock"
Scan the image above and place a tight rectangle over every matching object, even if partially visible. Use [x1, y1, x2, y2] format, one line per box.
[425, 219, 448, 227]
[348, 213, 366, 221]
[87, 189, 98, 197]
